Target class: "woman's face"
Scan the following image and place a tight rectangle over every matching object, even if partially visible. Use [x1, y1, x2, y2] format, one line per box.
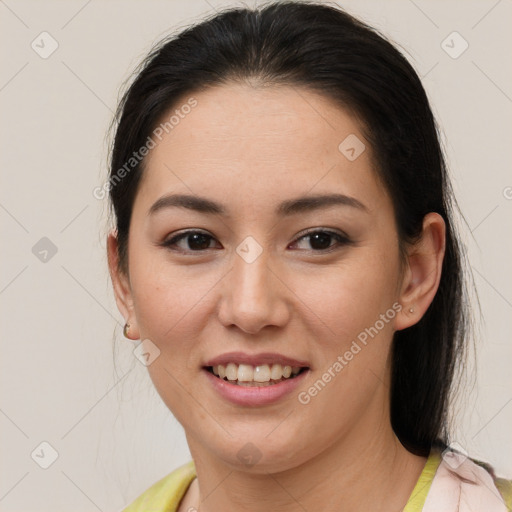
[114, 83, 409, 472]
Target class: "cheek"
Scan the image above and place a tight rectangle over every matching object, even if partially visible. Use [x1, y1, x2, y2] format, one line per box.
[127, 249, 216, 353]
[127, 256, 216, 423]
[294, 247, 401, 347]
[290, 252, 400, 440]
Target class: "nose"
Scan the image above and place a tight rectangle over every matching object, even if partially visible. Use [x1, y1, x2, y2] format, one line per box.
[217, 249, 290, 335]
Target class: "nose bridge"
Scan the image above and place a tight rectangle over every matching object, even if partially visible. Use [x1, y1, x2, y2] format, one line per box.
[234, 251, 271, 302]
[218, 240, 288, 333]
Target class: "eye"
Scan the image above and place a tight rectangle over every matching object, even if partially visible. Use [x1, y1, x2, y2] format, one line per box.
[290, 229, 352, 252]
[161, 230, 219, 252]
[161, 228, 352, 254]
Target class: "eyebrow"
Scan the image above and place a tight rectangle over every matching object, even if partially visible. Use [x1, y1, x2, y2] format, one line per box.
[148, 192, 368, 217]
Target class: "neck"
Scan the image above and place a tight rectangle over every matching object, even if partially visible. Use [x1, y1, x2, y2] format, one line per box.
[185, 417, 427, 512]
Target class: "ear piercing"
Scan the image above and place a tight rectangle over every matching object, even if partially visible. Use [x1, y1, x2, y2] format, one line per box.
[123, 323, 131, 337]
[408, 307, 414, 314]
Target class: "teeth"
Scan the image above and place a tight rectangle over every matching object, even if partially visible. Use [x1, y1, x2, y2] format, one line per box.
[270, 364, 282, 380]
[225, 363, 238, 381]
[237, 364, 253, 382]
[254, 364, 270, 382]
[210, 363, 303, 384]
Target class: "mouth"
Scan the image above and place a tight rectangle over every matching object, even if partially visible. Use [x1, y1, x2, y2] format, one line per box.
[202, 353, 311, 405]
[204, 363, 308, 387]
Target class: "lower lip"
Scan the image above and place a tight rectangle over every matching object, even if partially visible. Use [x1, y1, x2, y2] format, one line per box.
[203, 368, 309, 406]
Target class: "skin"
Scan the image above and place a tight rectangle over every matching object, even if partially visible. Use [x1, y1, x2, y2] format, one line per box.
[108, 83, 446, 512]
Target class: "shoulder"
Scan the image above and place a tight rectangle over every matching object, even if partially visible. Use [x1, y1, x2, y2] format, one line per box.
[405, 449, 512, 512]
[492, 476, 512, 511]
[121, 460, 196, 512]
[440, 452, 512, 512]
[472, 458, 512, 511]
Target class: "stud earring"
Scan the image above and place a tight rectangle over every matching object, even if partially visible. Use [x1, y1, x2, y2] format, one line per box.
[408, 307, 414, 314]
[123, 323, 131, 338]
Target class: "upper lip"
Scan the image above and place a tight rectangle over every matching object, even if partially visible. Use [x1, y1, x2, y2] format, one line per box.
[203, 352, 310, 368]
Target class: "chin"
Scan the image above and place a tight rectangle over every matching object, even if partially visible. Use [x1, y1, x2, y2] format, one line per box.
[204, 426, 313, 475]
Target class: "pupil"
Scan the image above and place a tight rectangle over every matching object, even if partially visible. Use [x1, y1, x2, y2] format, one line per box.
[310, 232, 331, 250]
[189, 233, 210, 250]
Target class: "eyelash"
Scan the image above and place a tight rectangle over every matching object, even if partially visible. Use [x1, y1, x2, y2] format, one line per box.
[160, 228, 353, 254]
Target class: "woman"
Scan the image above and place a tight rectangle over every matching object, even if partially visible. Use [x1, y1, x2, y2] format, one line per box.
[106, 1, 511, 510]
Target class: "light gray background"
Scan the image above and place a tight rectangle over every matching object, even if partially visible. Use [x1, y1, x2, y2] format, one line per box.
[1, 0, 511, 510]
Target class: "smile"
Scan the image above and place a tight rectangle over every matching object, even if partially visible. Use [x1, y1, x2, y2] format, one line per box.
[206, 363, 306, 387]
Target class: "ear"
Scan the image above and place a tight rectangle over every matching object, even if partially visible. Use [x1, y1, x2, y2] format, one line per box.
[395, 212, 446, 331]
[107, 230, 140, 340]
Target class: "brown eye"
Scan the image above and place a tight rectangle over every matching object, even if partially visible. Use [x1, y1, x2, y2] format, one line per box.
[291, 230, 352, 252]
[163, 231, 218, 252]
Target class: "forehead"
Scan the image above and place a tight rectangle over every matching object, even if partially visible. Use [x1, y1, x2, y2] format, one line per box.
[136, 83, 385, 214]
[148, 83, 364, 162]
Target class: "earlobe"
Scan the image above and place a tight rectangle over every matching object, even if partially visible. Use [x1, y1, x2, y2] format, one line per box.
[107, 230, 140, 340]
[395, 213, 446, 331]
